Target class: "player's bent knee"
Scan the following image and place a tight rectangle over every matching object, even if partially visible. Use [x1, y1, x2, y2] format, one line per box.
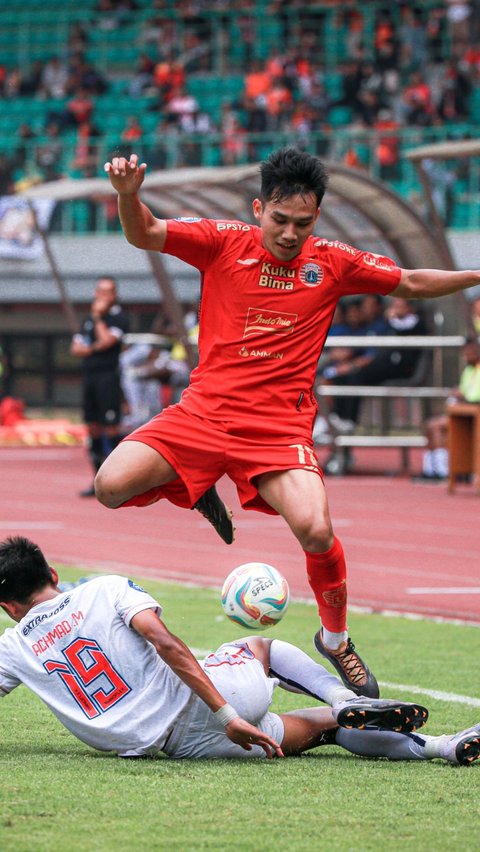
[299, 523, 334, 553]
[94, 469, 124, 508]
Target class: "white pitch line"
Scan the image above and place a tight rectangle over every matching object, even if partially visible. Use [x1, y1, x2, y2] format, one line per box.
[379, 681, 480, 708]
[407, 587, 480, 595]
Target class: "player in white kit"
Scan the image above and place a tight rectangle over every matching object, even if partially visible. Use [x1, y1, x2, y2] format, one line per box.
[0, 537, 477, 765]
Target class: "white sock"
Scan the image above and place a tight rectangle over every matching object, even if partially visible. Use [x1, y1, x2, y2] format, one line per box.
[335, 729, 431, 761]
[422, 449, 434, 476]
[269, 639, 355, 706]
[321, 628, 348, 651]
[431, 448, 449, 477]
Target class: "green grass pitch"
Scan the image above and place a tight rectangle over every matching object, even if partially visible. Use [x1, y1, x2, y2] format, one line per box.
[0, 565, 478, 852]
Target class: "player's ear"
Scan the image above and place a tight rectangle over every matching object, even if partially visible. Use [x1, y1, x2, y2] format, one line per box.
[49, 567, 59, 586]
[0, 600, 21, 621]
[252, 198, 263, 221]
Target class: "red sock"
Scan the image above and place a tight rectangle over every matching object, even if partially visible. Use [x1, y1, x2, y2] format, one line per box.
[305, 536, 347, 632]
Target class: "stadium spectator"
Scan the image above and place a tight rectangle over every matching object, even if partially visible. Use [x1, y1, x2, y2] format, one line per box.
[101, 146, 480, 698]
[41, 56, 69, 100]
[373, 109, 401, 182]
[320, 297, 428, 436]
[70, 120, 102, 179]
[70, 276, 129, 497]
[165, 84, 198, 122]
[417, 337, 480, 481]
[127, 53, 156, 98]
[13, 123, 37, 174]
[120, 342, 162, 431]
[399, 71, 435, 126]
[0, 154, 15, 195]
[120, 116, 144, 146]
[220, 105, 247, 165]
[243, 59, 272, 103]
[62, 88, 95, 130]
[471, 295, 480, 335]
[35, 122, 64, 182]
[1, 535, 478, 766]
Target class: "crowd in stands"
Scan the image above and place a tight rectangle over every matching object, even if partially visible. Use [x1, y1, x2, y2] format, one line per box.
[0, 2, 479, 215]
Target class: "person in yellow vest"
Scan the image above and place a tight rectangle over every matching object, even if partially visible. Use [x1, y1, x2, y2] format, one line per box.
[418, 336, 480, 481]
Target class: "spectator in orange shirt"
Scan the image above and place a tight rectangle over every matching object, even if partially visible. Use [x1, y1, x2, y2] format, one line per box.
[244, 59, 271, 102]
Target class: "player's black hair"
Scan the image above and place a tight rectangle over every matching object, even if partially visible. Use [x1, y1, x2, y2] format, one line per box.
[0, 536, 53, 603]
[259, 147, 329, 208]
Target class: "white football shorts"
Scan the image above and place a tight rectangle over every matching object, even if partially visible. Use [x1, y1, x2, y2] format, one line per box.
[162, 641, 284, 759]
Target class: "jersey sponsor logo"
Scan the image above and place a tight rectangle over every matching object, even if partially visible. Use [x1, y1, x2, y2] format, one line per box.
[175, 217, 202, 222]
[128, 579, 146, 593]
[314, 238, 356, 256]
[22, 596, 71, 636]
[243, 307, 297, 338]
[363, 253, 397, 272]
[236, 257, 260, 266]
[258, 262, 296, 291]
[216, 222, 251, 231]
[299, 262, 323, 288]
[239, 345, 283, 360]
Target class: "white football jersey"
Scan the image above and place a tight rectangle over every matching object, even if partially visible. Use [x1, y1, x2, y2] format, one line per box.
[0, 576, 192, 756]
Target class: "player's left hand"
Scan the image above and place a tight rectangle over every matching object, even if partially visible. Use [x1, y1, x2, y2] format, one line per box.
[225, 717, 284, 758]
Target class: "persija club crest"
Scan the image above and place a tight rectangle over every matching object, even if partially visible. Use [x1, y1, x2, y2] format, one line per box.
[299, 262, 323, 287]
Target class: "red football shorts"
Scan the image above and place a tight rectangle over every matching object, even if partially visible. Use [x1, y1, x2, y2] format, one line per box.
[121, 404, 323, 515]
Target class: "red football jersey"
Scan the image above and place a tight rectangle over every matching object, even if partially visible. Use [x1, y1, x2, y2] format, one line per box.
[164, 218, 401, 436]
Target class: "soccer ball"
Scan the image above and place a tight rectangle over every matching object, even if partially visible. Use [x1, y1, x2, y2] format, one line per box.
[221, 562, 290, 630]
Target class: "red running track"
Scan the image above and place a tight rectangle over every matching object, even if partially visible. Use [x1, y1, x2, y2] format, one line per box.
[1, 445, 479, 624]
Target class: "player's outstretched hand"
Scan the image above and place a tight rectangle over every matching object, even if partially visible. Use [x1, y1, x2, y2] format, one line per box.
[104, 153, 147, 195]
[225, 717, 284, 759]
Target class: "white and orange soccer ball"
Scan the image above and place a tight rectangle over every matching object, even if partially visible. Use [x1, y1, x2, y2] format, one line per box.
[221, 562, 290, 630]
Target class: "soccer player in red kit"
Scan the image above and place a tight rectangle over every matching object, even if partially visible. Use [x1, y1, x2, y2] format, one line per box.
[99, 147, 480, 698]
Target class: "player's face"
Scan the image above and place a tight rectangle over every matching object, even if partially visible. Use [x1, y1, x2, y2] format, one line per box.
[253, 192, 319, 261]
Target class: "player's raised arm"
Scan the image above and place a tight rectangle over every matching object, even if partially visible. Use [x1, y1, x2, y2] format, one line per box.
[393, 267, 480, 299]
[104, 153, 167, 252]
[130, 609, 284, 758]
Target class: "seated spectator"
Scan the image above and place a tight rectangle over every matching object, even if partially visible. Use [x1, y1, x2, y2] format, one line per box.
[361, 293, 389, 335]
[35, 122, 64, 182]
[318, 297, 374, 391]
[70, 120, 102, 177]
[20, 60, 44, 96]
[244, 59, 271, 103]
[374, 109, 401, 182]
[165, 85, 198, 121]
[63, 88, 94, 129]
[324, 297, 428, 430]
[471, 295, 480, 336]
[128, 53, 156, 98]
[0, 154, 15, 195]
[41, 56, 69, 99]
[400, 70, 435, 126]
[220, 104, 247, 165]
[13, 123, 37, 174]
[121, 115, 143, 143]
[417, 336, 480, 481]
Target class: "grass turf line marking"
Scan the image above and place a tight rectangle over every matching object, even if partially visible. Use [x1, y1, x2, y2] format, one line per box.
[379, 681, 480, 708]
[406, 586, 480, 595]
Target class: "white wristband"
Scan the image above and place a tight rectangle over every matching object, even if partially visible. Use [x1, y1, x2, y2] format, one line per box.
[214, 703, 239, 726]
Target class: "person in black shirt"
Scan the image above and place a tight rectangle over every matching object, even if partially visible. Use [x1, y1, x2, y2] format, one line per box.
[70, 276, 129, 496]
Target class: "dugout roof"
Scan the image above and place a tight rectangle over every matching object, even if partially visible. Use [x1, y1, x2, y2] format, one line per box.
[19, 159, 459, 356]
[23, 159, 454, 270]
